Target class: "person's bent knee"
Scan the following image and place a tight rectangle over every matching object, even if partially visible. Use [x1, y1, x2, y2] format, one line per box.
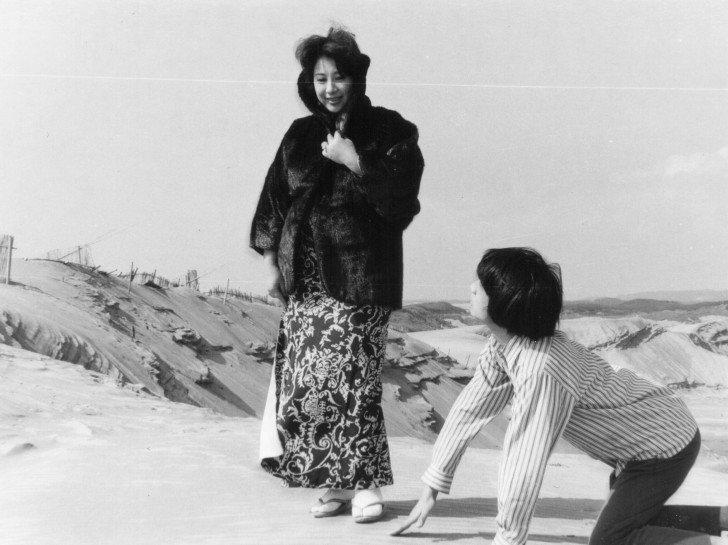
[589, 527, 636, 545]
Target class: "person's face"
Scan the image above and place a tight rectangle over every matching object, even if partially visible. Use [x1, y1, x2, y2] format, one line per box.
[313, 56, 353, 114]
[470, 280, 489, 322]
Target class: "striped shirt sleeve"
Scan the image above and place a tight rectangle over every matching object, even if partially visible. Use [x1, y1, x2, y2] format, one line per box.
[422, 345, 513, 494]
[494, 373, 575, 545]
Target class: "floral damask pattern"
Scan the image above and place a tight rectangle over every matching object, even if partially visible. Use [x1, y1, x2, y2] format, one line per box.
[260, 230, 393, 489]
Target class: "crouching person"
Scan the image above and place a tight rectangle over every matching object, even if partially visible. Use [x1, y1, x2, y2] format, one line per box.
[393, 247, 728, 544]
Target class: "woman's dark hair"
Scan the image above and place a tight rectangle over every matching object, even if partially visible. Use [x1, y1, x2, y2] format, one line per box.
[476, 247, 563, 340]
[295, 26, 370, 111]
[296, 26, 370, 82]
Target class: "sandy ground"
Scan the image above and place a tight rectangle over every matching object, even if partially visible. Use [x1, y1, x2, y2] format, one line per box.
[2, 344, 727, 545]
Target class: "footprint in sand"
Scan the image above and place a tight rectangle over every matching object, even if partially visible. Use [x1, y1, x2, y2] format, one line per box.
[4, 442, 36, 456]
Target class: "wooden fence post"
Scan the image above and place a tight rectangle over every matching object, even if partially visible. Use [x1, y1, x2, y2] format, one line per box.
[185, 269, 199, 291]
[128, 262, 135, 295]
[1, 235, 14, 284]
[7, 237, 12, 284]
[223, 279, 230, 305]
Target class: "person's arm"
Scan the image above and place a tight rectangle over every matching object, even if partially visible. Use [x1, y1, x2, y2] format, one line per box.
[250, 126, 294, 256]
[493, 374, 575, 545]
[322, 116, 424, 226]
[354, 126, 423, 226]
[392, 342, 512, 536]
[422, 352, 512, 494]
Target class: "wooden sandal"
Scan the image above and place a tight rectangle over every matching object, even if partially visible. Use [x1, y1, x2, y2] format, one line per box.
[352, 501, 385, 524]
[311, 497, 350, 518]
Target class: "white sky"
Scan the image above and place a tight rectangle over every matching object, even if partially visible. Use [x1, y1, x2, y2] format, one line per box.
[1, 0, 727, 301]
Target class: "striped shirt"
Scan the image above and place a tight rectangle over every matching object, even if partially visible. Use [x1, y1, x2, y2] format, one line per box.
[421, 331, 698, 545]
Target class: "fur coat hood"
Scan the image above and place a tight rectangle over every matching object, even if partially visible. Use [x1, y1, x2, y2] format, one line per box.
[295, 53, 371, 135]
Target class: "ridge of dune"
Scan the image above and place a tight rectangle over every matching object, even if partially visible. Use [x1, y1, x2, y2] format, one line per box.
[1, 259, 281, 416]
[561, 316, 728, 387]
[409, 316, 728, 460]
[410, 314, 728, 389]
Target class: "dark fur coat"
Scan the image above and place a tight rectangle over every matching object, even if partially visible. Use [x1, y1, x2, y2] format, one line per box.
[250, 81, 424, 309]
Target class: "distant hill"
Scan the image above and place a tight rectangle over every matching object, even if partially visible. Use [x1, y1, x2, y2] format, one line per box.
[618, 290, 728, 303]
[398, 297, 728, 327]
[563, 298, 728, 321]
[390, 301, 483, 332]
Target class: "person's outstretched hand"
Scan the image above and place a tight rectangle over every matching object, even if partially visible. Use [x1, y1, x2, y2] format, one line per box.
[390, 486, 439, 536]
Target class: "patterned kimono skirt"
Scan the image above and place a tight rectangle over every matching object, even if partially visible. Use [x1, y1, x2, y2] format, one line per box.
[260, 229, 394, 489]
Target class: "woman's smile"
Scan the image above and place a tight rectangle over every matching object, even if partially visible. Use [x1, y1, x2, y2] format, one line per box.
[313, 56, 353, 113]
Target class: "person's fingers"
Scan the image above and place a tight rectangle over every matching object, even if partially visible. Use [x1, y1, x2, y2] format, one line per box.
[417, 511, 429, 527]
[390, 501, 430, 536]
[389, 514, 417, 536]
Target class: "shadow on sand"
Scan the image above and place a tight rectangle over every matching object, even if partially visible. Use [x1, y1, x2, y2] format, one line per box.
[386, 496, 603, 520]
[391, 531, 588, 544]
[384, 497, 601, 543]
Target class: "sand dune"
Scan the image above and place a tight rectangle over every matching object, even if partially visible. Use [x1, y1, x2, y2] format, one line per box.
[2, 343, 727, 545]
[562, 317, 728, 386]
[1, 259, 506, 447]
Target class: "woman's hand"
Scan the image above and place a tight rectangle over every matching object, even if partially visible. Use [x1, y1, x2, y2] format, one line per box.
[321, 131, 362, 175]
[390, 486, 439, 536]
[263, 251, 286, 306]
[267, 268, 285, 306]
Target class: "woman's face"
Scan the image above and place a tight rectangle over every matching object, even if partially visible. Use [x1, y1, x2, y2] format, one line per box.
[470, 280, 489, 322]
[313, 56, 353, 114]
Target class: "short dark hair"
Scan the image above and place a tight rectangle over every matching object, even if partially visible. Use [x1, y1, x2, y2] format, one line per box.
[476, 247, 562, 340]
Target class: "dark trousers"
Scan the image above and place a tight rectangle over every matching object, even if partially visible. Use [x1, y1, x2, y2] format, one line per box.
[589, 430, 723, 545]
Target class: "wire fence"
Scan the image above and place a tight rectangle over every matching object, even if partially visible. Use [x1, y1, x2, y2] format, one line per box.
[117, 270, 180, 288]
[43, 245, 95, 267]
[35, 239, 265, 299]
[207, 285, 273, 305]
[116, 268, 202, 290]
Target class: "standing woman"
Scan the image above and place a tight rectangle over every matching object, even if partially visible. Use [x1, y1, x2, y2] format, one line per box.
[250, 26, 424, 523]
